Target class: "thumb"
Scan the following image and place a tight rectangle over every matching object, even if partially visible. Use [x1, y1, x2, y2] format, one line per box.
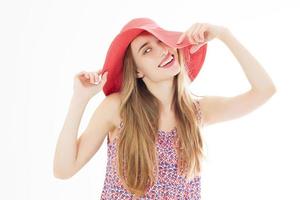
[99, 71, 108, 86]
[176, 32, 186, 44]
[190, 43, 205, 54]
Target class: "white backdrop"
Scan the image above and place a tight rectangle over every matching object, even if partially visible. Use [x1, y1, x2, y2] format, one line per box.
[1, 0, 299, 199]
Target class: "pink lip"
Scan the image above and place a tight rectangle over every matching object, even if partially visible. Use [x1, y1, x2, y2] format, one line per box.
[159, 52, 172, 67]
[160, 55, 175, 68]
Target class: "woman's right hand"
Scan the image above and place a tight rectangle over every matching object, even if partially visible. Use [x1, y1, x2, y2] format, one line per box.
[72, 70, 108, 100]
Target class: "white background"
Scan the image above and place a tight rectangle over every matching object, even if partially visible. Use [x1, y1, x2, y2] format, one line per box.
[1, 0, 299, 199]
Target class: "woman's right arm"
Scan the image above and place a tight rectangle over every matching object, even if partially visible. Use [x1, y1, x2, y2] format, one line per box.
[53, 94, 90, 179]
[53, 70, 116, 179]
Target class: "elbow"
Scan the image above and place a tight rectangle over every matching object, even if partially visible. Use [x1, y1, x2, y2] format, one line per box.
[53, 170, 72, 180]
[272, 86, 277, 93]
[267, 82, 277, 94]
[53, 156, 77, 179]
[53, 165, 74, 180]
[53, 172, 68, 180]
[252, 85, 277, 96]
[268, 85, 277, 96]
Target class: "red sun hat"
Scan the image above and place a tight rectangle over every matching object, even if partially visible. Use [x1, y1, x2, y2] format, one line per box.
[98, 17, 208, 96]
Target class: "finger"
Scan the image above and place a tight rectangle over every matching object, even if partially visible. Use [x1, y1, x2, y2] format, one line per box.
[192, 25, 204, 43]
[187, 24, 199, 44]
[190, 45, 200, 54]
[88, 73, 94, 83]
[102, 74, 107, 84]
[76, 71, 84, 79]
[92, 73, 97, 84]
[101, 71, 108, 82]
[176, 32, 186, 44]
[190, 43, 205, 54]
[99, 73, 108, 87]
[96, 72, 106, 85]
[78, 71, 85, 75]
[93, 72, 99, 82]
[78, 71, 87, 78]
[101, 71, 108, 78]
[84, 73, 89, 79]
[190, 24, 201, 43]
[197, 25, 207, 42]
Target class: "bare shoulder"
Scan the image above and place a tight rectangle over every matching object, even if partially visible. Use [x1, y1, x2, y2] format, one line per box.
[191, 93, 207, 127]
[191, 89, 275, 127]
[191, 93, 227, 127]
[194, 95, 211, 127]
[104, 92, 121, 108]
[106, 92, 121, 132]
[101, 92, 122, 130]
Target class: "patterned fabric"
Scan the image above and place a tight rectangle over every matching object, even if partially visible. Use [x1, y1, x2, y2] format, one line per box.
[100, 100, 203, 199]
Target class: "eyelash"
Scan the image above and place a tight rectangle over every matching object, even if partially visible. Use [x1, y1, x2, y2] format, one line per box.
[142, 41, 162, 55]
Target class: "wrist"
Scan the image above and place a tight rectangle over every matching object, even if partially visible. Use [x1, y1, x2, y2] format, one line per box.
[217, 28, 232, 42]
[71, 93, 91, 104]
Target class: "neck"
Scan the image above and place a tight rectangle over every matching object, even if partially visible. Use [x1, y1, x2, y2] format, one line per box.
[145, 78, 175, 113]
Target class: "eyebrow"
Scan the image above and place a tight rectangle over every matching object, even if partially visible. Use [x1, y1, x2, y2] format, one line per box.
[138, 42, 149, 54]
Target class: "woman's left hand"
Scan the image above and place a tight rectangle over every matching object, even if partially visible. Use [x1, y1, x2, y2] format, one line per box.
[176, 23, 228, 53]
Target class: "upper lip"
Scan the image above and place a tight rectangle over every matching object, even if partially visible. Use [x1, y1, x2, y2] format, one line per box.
[158, 52, 173, 67]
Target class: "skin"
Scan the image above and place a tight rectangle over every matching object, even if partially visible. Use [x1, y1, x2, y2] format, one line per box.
[130, 31, 180, 112]
[53, 23, 276, 179]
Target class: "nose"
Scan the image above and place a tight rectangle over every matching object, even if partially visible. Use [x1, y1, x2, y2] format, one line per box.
[159, 42, 169, 57]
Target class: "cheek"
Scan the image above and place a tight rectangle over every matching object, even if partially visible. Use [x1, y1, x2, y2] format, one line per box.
[142, 65, 159, 78]
[138, 59, 159, 73]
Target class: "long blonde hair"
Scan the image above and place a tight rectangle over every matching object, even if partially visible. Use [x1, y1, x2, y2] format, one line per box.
[116, 43, 204, 197]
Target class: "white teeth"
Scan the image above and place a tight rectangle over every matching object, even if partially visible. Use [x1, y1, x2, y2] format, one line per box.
[159, 55, 174, 67]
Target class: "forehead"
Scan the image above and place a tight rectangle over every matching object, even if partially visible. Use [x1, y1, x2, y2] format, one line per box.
[131, 31, 158, 47]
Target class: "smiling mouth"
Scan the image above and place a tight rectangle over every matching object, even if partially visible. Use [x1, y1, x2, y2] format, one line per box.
[158, 54, 175, 68]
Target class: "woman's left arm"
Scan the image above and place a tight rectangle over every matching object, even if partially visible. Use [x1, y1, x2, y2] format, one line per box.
[218, 29, 276, 93]
[177, 23, 277, 127]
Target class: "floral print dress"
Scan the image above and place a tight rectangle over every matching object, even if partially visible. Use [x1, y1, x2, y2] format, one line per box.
[100, 100, 203, 199]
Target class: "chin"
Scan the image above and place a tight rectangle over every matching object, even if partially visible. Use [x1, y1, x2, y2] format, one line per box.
[170, 63, 181, 74]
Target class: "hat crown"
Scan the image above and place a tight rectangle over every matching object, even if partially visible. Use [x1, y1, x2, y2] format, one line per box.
[100, 17, 208, 96]
[121, 18, 159, 32]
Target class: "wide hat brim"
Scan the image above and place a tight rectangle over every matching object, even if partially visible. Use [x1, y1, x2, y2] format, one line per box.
[99, 18, 208, 96]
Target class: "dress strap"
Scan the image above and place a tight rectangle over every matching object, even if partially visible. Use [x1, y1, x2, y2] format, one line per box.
[194, 99, 203, 126]
[119, 120, 124, 129]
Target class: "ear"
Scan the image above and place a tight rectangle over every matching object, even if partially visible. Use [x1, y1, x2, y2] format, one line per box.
[136, 70, 145, 79]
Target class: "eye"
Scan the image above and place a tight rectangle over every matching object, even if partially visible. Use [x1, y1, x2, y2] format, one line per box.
[143, 47, 151, 54]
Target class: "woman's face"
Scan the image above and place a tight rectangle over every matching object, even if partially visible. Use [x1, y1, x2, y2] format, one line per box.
[130, 32, 180, 82]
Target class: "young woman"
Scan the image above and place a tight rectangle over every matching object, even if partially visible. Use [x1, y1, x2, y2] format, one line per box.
[53, 18, 276, 199]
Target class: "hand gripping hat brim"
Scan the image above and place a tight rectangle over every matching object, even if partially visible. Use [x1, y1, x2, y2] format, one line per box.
[99, 18, 208, 96]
